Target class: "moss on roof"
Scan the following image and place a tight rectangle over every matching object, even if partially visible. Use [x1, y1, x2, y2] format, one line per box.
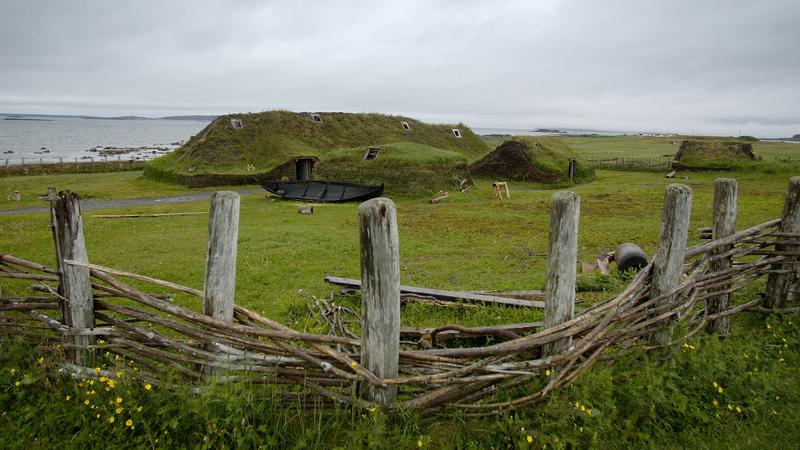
[146, 111, 488, 181]
[468, 136, 596, 185]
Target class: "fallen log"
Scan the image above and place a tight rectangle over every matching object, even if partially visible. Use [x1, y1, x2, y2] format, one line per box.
[324, 276, 545, 308]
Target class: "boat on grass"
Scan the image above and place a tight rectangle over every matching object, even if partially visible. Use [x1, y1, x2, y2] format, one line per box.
[258, 180, 384, 203]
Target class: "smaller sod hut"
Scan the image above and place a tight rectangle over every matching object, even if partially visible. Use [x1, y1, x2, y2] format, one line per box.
[468, 136, 595, 185]
[672, 140, 756, 170]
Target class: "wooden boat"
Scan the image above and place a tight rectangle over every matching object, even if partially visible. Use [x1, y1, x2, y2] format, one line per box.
[258, 180, 384, 203]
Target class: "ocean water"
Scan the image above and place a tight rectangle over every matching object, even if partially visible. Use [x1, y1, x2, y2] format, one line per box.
[0, 116, 209, 162]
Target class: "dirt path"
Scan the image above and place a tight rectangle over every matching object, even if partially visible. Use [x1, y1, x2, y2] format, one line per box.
[0, 189, 263, 216]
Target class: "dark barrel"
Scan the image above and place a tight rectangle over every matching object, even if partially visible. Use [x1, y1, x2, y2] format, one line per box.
[615, 243, 648, 272]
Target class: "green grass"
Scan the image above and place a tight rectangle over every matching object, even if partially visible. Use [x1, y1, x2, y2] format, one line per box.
[0, 171, 258, 211]
[1, 168, 799, 448]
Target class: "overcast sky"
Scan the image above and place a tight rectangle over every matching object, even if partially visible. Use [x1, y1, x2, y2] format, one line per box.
[1, 0, 798, 137]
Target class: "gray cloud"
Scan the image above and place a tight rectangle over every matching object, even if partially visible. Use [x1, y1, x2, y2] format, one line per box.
[1, 0, 798, 136]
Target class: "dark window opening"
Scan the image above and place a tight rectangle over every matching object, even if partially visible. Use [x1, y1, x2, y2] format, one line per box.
[401, 121, 411, 130]
[363, 147, 381, 160]
[568, 158, 577, 181]
[452, 128, 462, 138]
[311, 113, 322, 122]
[231, 119, 243, 128]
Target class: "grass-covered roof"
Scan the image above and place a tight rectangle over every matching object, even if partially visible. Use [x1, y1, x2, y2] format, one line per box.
[468, 136, 596, 185]
[146, 111, 489, 182]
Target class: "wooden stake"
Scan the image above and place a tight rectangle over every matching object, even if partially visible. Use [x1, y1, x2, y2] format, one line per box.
[543, 191, 580, 358]
[202, 191, 240, 375]
[358, 197, 400, 405]
[50, 191, 93, 366]
[650, 184, 692, 345]
[707, 178, 737, 335]
[765, 177, 800, 309]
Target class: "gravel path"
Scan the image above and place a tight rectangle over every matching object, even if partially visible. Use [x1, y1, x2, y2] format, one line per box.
[0, 189, 263, 216]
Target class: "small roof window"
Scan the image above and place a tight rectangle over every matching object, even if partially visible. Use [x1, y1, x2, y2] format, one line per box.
[401, 121, 411, 130]
[310, 113, 322, 122]
[363, 147, 381, 161]
[231, 118, 243, 129]
[452, 128, 462, 138]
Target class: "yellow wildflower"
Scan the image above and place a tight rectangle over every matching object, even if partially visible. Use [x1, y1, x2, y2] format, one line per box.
[99, 376, 107, 382]
[136, 406, 143, 412]
[66, 395, 71, 401]
[116, 407, 123, 414]
[108, 416, 115, 424]
[93, 367, 101, 374]
[144, 383, 152, 391]
[10, 368, 16, 375]
[712, 382, 718, 388]
[37, 357, 44, 365]
[350, 361, 357, 368]
[727, 404, 733, 411]
[417, 439, 423, 448]
[14, 381, 21, 387]
[587, 409, 593, 416]
[116, 371, 123, 378]
[368, 406, 377, 413]
[574, 402, 580, 409]
[126, 419, 133, 427]
[96, 414, 101, 419]
[89, 380, 95, 385]
[717, 386, 723, 394]
[713, 399, 719, 406]
[116, 397, 123, 404]
[766, 324, 771, 330]
[84, 400, 90, 405]
[527, 435, 533, 443]
[735, 406, 742, 413]
[545, 369, 551, 376]
[580, 405, 586, 412]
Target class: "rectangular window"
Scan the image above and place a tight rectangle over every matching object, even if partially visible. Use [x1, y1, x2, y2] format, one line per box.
[363, 147, 381, 160]
[452, 128, 462, 138]
[231, 119, 243, 128]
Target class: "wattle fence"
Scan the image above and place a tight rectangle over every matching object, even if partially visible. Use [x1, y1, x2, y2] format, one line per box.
[1, 177, 799, 414]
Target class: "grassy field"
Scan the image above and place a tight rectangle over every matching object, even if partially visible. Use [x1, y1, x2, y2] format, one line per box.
[1, 163, 799, 448]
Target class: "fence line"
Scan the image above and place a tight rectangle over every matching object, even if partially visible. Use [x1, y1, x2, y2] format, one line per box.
[1, 177, 799, 413]
[587, 155, 672, 170]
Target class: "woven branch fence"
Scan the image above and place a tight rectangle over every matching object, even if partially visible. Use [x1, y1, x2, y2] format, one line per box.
[1, 177, 799, 414]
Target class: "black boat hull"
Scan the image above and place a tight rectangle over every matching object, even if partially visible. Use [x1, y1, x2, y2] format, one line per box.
[259, 180, 384, 203]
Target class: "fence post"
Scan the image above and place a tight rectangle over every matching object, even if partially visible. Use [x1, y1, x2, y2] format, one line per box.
[50, 191, 94, 366]
[358, 197, 400, 405]
[707, 178, 737, 335]
[543, 191, 580, 359]
[765, 177, 800, 309]
[202, 191, 240, 375]
[650, 184, 692, 345]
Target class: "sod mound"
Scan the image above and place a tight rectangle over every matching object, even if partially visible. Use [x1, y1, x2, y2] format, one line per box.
[144, 111, 489, 190]
[467, 136, 595, 185]
[673, 140, 756, 170]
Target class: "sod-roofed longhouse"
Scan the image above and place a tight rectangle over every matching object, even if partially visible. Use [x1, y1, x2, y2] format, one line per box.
[467, 136, 596, 185]
[672, 140, 757, 170]
[144, 111, 489, 189]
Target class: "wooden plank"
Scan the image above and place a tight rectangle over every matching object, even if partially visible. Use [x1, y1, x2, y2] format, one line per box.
[650, 184, 692, 345]
[543, 191, 580, 358]
[91, 212, 206, 218]
[765, 176, 800, 309]
[358, 197, 400, 405]
[706, 178, 737, 335]
[325, 276, 545, 308]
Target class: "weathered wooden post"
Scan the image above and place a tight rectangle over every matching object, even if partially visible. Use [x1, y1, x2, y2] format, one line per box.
[202, 191, 240, 375]
[707, 178, 737, 335]
[765, 177, 800, 309]
[358, 197, 400, 404]
[50, 191, 94, 366]
[650, 184, 692, 345]
[543, 191, 580, 359]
